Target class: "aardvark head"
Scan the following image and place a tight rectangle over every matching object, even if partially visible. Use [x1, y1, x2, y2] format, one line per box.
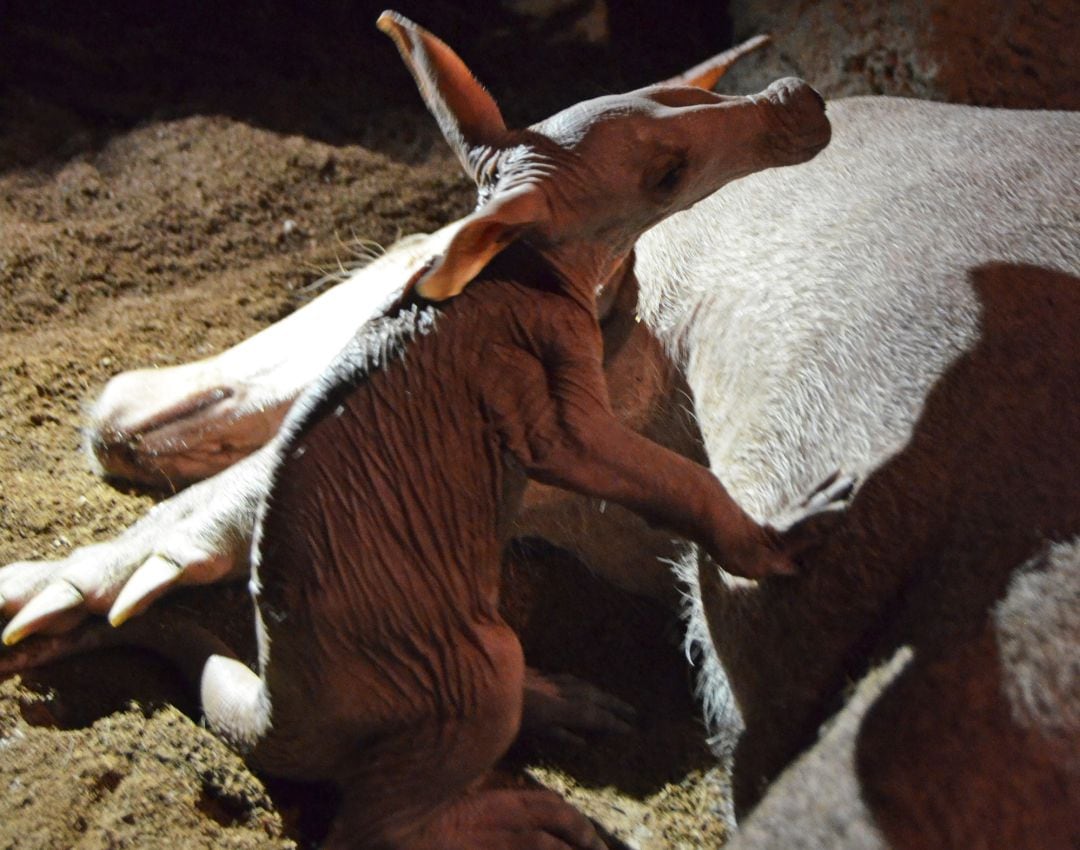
[378, 11, 830, 304]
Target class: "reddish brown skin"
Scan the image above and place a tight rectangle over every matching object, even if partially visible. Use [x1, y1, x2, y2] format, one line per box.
[513, 263, 709, 604]
[250, 244, 783, 849]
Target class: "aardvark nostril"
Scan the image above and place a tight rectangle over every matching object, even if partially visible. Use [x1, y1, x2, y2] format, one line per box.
[764, 77, 804, 105]
[767, 78, 824, 113]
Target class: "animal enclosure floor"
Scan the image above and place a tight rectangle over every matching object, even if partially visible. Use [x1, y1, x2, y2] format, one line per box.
[0, 10, 727, 848]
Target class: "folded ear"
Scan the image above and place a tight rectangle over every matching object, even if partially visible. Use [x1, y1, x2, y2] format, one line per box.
[411, 188, 545, 301]
[660, 34, 771, 90]
[378, 11, 507, 177]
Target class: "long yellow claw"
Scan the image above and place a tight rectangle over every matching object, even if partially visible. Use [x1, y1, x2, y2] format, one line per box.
[108, 555, 183, 627]
[2, 580, 84, 646]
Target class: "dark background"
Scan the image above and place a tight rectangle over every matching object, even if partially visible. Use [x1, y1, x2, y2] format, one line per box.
[0, 0, 733, 170]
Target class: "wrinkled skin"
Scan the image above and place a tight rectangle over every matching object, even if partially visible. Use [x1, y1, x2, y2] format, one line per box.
[247, 253, 759, 847]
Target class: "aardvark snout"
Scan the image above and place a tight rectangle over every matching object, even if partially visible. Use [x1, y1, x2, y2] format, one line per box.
[759, 77, 831, 163]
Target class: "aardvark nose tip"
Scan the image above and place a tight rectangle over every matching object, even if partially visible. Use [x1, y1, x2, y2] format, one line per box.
[764, 77, 825, 113]
[760, 77, 830, 160]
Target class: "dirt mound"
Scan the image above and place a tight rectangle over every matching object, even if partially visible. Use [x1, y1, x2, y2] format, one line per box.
[0, 677, 291, 850]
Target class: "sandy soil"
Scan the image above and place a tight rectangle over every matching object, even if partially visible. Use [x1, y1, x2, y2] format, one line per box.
[1, 0, 1075, 847]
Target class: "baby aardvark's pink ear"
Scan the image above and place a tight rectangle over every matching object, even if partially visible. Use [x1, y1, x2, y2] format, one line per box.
[410, 187, 545, 301]
[380, 11, 547, 301]
[378, 11, 508, 178]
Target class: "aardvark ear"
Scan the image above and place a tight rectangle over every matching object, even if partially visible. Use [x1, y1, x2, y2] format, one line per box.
[378, 10, 507, 178]
[659, 34, 772, 90]
[411, 188, 544, 301]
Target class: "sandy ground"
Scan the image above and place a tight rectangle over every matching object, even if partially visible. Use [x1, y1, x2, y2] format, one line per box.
[1, 1, 1076, 847]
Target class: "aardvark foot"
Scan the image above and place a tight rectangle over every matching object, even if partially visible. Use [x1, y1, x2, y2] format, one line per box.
[0, 448, 273, 646]
[0, 519, 236, 646]
[403, 789, 607, 850]
[522, 668, 636, 746]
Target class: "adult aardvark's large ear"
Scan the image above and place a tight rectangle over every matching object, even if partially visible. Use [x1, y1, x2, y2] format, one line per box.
[659, 34, 772, 90]
[411, 187, 544, 301]
[378, 10, 508, 178]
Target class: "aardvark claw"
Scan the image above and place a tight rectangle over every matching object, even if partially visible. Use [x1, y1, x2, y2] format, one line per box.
[2, 579, 85, 646]
[108, 555, 184, 627]
[770, 471, 857, 560]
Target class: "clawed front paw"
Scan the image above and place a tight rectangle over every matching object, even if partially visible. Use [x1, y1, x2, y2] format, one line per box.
[0, 521, 241, 648]
[711, 472, 856, 581]
[0, 553, 108, 645]
[770, 471, 856, 558]
[713, 536, 798, 581]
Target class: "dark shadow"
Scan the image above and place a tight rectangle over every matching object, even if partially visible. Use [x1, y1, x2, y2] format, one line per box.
[847, 261, 1080, 652]
[856, 619, 1079, 848]
[0, 0, 732, 173]
[723, 262, 1080, 834]
[502, 538, 716, 796]
[848, 263, 1080, 847]
[1, 581, 254, 729]
[14, 646, 196, 728]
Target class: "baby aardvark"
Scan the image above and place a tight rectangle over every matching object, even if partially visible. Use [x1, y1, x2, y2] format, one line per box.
[156, 13, 831, 850]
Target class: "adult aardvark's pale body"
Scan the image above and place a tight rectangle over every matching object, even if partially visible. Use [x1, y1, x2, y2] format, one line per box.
[639, 97, 1080, 847]
[3, 24, 1079, 850]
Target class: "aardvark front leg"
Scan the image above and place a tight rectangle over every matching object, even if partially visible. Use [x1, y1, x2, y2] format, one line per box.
[522, 668, 636, 745]
[495, 342, 795, 581]
[535, 414, 795, 581]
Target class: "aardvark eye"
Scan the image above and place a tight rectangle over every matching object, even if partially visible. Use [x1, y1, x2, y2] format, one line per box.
[650, 157, 687, 194]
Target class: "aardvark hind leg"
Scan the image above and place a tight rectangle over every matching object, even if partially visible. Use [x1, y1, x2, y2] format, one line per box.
[332, 787, 607, 850]
[322, 622, 605, 848]
[409, 788, 606, 850]
[522, 668, 635, 746]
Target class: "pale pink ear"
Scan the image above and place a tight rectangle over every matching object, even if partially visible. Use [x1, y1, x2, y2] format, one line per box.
[412, 188, 545, 301]
[660, 34, 771, 90]
[378, 11, 507, 177]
